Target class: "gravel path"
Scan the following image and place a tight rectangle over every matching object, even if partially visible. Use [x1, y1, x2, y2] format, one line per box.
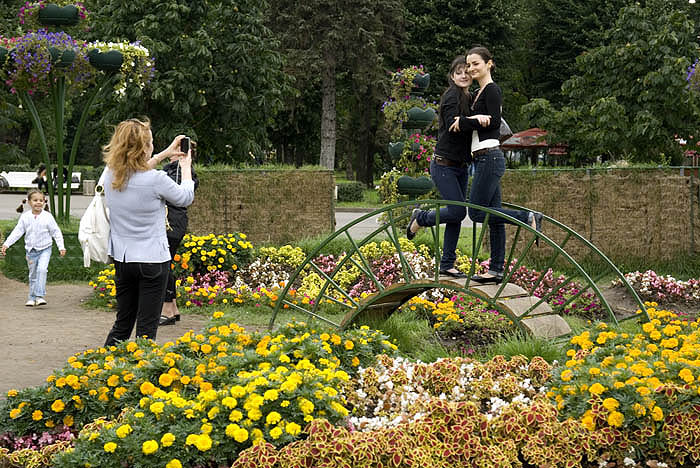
[0, 272, 206, 396]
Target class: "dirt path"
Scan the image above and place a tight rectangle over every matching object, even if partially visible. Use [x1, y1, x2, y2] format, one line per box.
[0, 273, 206, 396]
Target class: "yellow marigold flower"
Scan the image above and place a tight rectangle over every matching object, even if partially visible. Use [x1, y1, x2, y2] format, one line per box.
[160, 433, 175, 447]
[51, 399, 65, 412]
[140, 381, 156, 395]
[344, 340, 354, 350]
[107, 374, 120, 387]
[607, 411, 624, 427]
[166, 459, 182, 468]
[581, 414, 595, 431]
[266, 411, 282, 425]
[159, 374, 174, 387]
[104, 442, 117, 453]
[651, 406, 664, 421]
[270, 427, 283, 440]
[116, 424, 133, 438]
[233, 427, 249, 443]
[602, 398, 619, 411]
[588, 367, 601, 376]
[588, 383, 606, 396]
[32, 410, 43, 421]
[633, 403, 646, 416]
[330, 334, 341, 345]
[7, 389, 18, 397]
[560, 369, 573, 382]
[142, 440, 158, 455]
[150, 402, 165, 415]
[195, 434, 213, 451]
[352, 356, 360, 367]
[679, 368, 695, 383]
[285, 422, 301, 436]
[63, 414, 74, 426]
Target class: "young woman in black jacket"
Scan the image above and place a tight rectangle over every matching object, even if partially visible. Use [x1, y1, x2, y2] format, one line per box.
[407, 55, 490, 277]
[450, 46, 541, 284]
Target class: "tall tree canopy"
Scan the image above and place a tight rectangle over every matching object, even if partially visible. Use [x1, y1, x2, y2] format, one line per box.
[524, 0, 699, 164]
[266, 0, 405, 170]
[86, 0, 288, 163]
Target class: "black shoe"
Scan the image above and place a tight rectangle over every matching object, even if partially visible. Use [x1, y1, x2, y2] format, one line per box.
[439, 269, 467, 279]
[175, 314, 181, 322]
[531, 211, 543, 247]
[406, 209, 421, 240]
[470, 274, 503, 284]
[159, 315, 177, 326]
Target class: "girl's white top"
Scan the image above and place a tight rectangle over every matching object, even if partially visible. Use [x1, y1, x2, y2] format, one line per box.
[4, 210, 65, 252]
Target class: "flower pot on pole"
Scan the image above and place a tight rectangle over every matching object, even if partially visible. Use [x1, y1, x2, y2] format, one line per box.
[396, 175, 435, 195]
[38, 4, 80, 26]
[49, 47, 76, 68]
[412, 73, 430, 94]
[402, 107, 436, 130]
[87, 49, 123, 72]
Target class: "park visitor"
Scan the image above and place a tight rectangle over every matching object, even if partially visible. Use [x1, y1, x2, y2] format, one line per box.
[157, 140, 199, 326]
[449, 46, 542, 284]
[1, 188, 66, 307]
[102, 118, 194, 346]
[406, 55, 490, 278]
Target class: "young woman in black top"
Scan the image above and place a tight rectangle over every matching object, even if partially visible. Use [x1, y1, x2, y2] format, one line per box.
[407, 55, 490, 277]
[450, 46, 541, 284]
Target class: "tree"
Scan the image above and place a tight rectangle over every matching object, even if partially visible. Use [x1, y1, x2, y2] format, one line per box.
[523, 0, 699, 164]
[523, 0, 628, 105]
[267, 0, 405, 171]
[87, 0, 288, 163]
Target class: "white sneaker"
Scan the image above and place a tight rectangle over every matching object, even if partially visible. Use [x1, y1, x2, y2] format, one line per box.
[35, 298, 47, 306]
[25, 300, 35, 307]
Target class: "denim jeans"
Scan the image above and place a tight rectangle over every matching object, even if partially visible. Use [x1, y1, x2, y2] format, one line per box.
[468, 149, 530, 275]
[416, 159, 468, 271]
[26, 246, 52, 300]
[105, 260, 169, 346]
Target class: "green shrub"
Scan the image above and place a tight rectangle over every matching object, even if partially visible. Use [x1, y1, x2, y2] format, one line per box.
[336, 182, 365, 202]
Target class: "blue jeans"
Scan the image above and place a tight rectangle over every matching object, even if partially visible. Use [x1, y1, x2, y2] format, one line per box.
[416, 159, 468, 271]
[468, 149, 530, 275]
[26, 246, 52, 300]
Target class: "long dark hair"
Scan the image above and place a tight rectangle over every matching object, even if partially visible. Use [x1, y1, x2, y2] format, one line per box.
[439, 55, 471, 118]
[467, 46, 495, 73]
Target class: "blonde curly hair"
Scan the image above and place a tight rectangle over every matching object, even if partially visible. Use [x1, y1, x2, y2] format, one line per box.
[102, 118, 151, 191]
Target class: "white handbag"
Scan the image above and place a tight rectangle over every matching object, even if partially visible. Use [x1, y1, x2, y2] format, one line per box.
[78, 169, 110, 267]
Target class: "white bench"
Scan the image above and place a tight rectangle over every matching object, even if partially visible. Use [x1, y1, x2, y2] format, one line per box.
[0, 171, 81, 191]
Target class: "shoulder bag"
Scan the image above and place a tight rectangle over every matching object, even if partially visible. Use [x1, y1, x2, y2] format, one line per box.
[78, 169, 110, 267]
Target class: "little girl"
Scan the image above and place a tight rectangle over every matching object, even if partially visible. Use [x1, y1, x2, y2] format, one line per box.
[1, 189, 66, 307]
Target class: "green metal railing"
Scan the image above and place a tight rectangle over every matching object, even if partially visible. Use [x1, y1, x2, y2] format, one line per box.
[269, 199, 649, 333]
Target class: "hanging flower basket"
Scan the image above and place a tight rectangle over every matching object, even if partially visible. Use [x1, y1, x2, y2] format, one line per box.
[412, 73, 430, 93]
[396, 175, 434, 196]
[402, 107, 436, 130]
[49, 46, 75, 68]
[87, 49, 123, 72]
[38, 4, 79, 26]
[388, 142, 404, 160]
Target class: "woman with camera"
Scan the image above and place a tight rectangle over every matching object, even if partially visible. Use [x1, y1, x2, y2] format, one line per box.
[103, 118, 194, 346]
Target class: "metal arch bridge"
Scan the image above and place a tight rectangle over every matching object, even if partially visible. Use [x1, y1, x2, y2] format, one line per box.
[269, 199, 649, 338]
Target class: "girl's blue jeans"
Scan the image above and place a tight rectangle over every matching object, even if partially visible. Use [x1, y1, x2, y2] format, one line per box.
[416, 159, 468, 271]
[26, 246, 52, 300]
[468, 149, 530, 275]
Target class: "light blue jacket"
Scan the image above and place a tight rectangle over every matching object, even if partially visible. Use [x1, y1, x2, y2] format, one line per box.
[104, 169, 195, 263]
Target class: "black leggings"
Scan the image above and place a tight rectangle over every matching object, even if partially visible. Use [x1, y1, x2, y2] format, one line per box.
[165, 234, 184, 302]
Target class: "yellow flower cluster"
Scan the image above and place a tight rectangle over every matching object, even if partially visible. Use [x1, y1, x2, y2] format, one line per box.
[549, 304, 700, 439]
[175, 233, 252, 275]
[88, 267, 117, 307]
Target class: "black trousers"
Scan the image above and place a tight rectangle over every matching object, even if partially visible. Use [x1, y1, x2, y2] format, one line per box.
[164, 234, 184, 302]
[104, 260, 169, 346]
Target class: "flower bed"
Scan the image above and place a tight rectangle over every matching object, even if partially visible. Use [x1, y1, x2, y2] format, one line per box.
[613, 270, 700, 306]
[0, 314, 398, 467]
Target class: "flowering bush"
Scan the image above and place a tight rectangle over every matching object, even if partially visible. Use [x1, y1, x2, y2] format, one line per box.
[381, 65, 438, 141]
[613, 270, 700, 305]
[88, 266, 116, 307]
[0, 30, 94, 95]
[86, 40, 155, 98]
[173, 233, 253, 278]
[394, 132, 436, 176]
[0, 314, 398, 467]
[547, 304, 700, 465]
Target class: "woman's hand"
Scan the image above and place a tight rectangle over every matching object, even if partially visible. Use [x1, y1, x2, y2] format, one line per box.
[473, 114, 491, 127]
[148, 135, 187, 169]
[449, 116, 461, 132]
